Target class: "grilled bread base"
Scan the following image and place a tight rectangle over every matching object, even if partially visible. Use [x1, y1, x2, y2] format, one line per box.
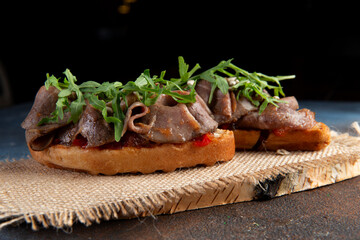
[234, 122, 331, 151]
[29, 129, 235, 175]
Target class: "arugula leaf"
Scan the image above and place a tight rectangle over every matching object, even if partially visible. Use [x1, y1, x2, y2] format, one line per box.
[126, 67, 197, 106]
[85, 93, 124, 141]
[62, 69, 87, 123]
[215, 75, 229, 95]
[208, 83, 217, 104]
[37, 96, 69, 125]
[178, 56, 201, 81]
[142, 69, 156, 88]
[195, 60, 231, 103]
[178, 56, 188, 80]
[68, 99, 86, 123]
[79, 81, 101, 91]
[171, 56, 201, 88]
[37, 115, 57, 126]
[45, 74, 62, 90]
[55, 97, 69, 120]
[58, 89, 72, 98]
[85, 94, 106, 110]
[111, 93, 125, 141]
[135, 73, 148, 88]
[196, 59, 294, 113]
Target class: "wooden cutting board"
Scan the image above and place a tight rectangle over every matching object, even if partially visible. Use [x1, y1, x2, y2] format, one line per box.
[0, 133, 359, 230]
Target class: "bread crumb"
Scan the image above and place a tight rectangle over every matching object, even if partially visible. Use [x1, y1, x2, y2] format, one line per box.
[276, 149, 290, 155]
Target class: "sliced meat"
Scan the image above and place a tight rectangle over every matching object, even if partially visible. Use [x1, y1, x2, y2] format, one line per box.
[230, 93, 258, 120]
[195, 79, 212, 104]
[276, 96, 299, 110]
[56, 123, 79, 145]
[25, 121, 70, 150]
[145, 103, 199, 143]
[235, 99, 316, 130]
[187, 94, 218, 135]
[75, 104, 115, 147]
[196, 79, 233, 124]
[25, 129, 55, 151]
[22, 86, 114, 150]
[122, 102, 150, 136]
[195, 79, 258, 124]
[22, 86, 62, 129]
[23, 85, 219, 150]
[195, 79, 307, 130]
[212, 90, 233, 124]
[56, 104, 116, 147]
[130, 94, 218, 143]
[120, 93, 139, 111]
[24, 83, 308, 151]
[22, 86, 72, 150]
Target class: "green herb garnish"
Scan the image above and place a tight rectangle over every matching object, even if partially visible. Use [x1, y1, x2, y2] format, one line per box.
[192, 59, 295, 113]
[38, 57, 199, 142]
[38, 57, 294, 142]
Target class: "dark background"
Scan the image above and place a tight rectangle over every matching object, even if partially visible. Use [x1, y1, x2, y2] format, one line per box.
[1, 0, 359, 105]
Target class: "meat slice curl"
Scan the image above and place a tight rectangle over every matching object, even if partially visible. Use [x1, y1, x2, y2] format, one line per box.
[127, 94, 218, 143]
[123, 102, 150, 135]
[22, 86, 71, 150]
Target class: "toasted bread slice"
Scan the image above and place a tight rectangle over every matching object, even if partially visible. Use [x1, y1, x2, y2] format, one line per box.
[29, 129, 235, 175]
[233, 122, 331, 151]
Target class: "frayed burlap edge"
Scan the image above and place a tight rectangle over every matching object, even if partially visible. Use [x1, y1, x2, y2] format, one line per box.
[0, 177, 209, 230]
[1, 133, 360, 230]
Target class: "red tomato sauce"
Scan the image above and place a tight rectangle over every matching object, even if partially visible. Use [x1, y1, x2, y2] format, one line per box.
[193, 133, 212, 147]
[72, 137, 88, 148]
[272, 128, 288, 137]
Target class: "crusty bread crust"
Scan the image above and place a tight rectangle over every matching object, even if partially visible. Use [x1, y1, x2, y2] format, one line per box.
[28, 122, 331, 175]
[234, 122, 331, 151]
[29, 129, 235, 175]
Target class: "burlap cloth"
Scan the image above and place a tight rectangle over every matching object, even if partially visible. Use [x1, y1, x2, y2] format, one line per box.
[1, 132, 360, 230]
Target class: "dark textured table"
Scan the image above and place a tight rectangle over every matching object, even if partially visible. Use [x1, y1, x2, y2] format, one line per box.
[1, 101, 360, 239]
